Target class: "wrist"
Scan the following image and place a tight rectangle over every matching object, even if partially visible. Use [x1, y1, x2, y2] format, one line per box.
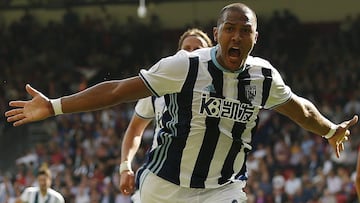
[119, 161, 132, 174]
[322, 124, 337, 139]
[50, 98, 63, 116]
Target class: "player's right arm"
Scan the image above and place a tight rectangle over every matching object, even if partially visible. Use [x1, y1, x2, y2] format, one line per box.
[5, 76, 152, 126]
[5, 50, 189, 126]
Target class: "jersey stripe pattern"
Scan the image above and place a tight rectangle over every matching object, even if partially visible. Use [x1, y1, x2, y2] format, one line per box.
[139, 47, 292, 188]
[20, 187, 65, 203]
[135, 95, 166, 150]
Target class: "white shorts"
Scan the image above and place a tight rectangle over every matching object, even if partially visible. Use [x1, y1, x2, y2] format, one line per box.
[139, 169, 247, 203]
[131, 190, 141, 203]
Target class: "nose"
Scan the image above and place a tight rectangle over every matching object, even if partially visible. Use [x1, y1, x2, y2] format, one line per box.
[232, 31, 242, 41]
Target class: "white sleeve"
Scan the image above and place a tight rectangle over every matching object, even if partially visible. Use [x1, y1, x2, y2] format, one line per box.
[58, 195, 65, 203]
[139, 50, 190, 97]
[20, 188, 30, 202]
[135, 97, 155, 119]
[264, 68, 292, 109]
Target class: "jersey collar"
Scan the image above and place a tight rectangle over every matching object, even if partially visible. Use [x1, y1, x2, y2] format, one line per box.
[210, 45, 247, 73]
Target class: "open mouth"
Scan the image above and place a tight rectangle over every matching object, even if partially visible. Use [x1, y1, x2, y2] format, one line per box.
[228, 47, 240, 58]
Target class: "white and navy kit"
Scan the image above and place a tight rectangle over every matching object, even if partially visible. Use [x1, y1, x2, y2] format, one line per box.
[132, 93, 166, 202]
[139, 46, 292, 189]
[135, 95, 166, 150]
[20, 187, 65, 203]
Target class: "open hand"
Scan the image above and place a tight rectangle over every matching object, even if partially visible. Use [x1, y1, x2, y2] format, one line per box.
[5, 84, 54, 126]
[328, 115, 358, 158]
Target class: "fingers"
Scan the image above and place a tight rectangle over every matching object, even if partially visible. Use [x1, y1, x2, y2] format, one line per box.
[5, 109, 25, 123]
[120, 172, 135, 196]
[7, 113, 25, 123]
[5, 108, 22, 117]
[352, 115, 359, 123]
[25, 84, 39, 97]
[121, 186, 134, 195]
[8, 116, 28, 127]
[344, 115, 358, 129]
[120, 184, 134, 195]
[5, 108, 30, 126]
[336, 142, 344, 158]
[13, 119, 28, 127]
[336, 132, 350, 144]
[334, 115, 358, 158]
[8, 101, 26, 108]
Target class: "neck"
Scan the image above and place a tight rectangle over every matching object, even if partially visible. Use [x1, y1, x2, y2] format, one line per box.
[40, 188, 47, 196]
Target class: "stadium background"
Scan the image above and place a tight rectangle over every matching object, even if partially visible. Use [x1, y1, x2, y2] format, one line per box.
[0, 0, 360, 202]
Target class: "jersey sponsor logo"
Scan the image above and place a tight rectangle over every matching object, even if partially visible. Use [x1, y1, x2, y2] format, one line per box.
[245, 85, 256, 102]
[155, 106, 166, 129]
[199, 93, 254, 123]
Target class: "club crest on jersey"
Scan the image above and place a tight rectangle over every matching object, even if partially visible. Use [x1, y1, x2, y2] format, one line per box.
[199, 93, 255, 123]
[245, 85, 256, 102]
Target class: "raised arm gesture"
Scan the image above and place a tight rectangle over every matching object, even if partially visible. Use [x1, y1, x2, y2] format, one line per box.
[5, 84, 54, 126]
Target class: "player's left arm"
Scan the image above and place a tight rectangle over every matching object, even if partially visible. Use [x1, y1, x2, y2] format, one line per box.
[274, 94, 358, 158]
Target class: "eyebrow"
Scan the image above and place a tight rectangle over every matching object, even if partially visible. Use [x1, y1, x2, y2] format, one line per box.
[223, 22, 253, 27]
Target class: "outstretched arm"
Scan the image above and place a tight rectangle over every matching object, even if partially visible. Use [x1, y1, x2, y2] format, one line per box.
[5, 76, 152, 126]
[119, 113, 152, 195]
[275, 94, 358, 158]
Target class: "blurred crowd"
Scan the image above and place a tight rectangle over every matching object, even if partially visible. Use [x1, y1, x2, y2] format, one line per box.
[1, 7, 360, 203]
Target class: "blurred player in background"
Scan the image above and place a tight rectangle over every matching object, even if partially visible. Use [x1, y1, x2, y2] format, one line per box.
[119, 28, 213, 202]
[176, 28, 213, 52]
[16, 164, 64, 203]
[5, 3, 358, 203]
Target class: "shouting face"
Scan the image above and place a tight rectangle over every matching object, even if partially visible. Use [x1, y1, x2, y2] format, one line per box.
[213, 4, 258, 71]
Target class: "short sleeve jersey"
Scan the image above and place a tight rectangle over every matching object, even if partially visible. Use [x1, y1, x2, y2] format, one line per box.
[135, 96, 166, 150]
[139, 46, 292, 188]
[20, 187, 65, 203]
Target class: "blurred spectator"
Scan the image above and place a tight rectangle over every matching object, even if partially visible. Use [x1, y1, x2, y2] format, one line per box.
[0, 5, 359, 202]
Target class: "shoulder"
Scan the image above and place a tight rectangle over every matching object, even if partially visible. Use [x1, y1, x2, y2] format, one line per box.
[169, 48, 212, 65]
[22, 186, 38, 194]
[48, 188, 64, 202]
[246, 56, 285, 79]
[190, 47, 212, 61]
[246, 55, 273, 69]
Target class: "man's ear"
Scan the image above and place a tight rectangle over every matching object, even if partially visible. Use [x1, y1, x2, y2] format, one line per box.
[213, 27, 218, 42]
[254, 31, 258, 44]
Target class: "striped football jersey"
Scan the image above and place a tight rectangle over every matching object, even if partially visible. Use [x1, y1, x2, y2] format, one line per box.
[138, 46, 292, 188]
[135, 95, 166, 150]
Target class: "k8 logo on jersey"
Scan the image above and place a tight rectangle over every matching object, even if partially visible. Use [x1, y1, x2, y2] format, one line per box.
[199, 93, 254, 123]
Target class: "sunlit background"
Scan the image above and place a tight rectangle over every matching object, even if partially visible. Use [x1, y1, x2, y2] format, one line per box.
[0, 0, 360, 202]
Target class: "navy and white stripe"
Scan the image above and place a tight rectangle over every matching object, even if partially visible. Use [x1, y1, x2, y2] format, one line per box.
[139, 46, 292, 188]
[20, 187, 64, 203]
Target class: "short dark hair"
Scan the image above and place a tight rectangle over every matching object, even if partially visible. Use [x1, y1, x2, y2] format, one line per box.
[217, 3, 257, 29]
[37, 168, 51, 178]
